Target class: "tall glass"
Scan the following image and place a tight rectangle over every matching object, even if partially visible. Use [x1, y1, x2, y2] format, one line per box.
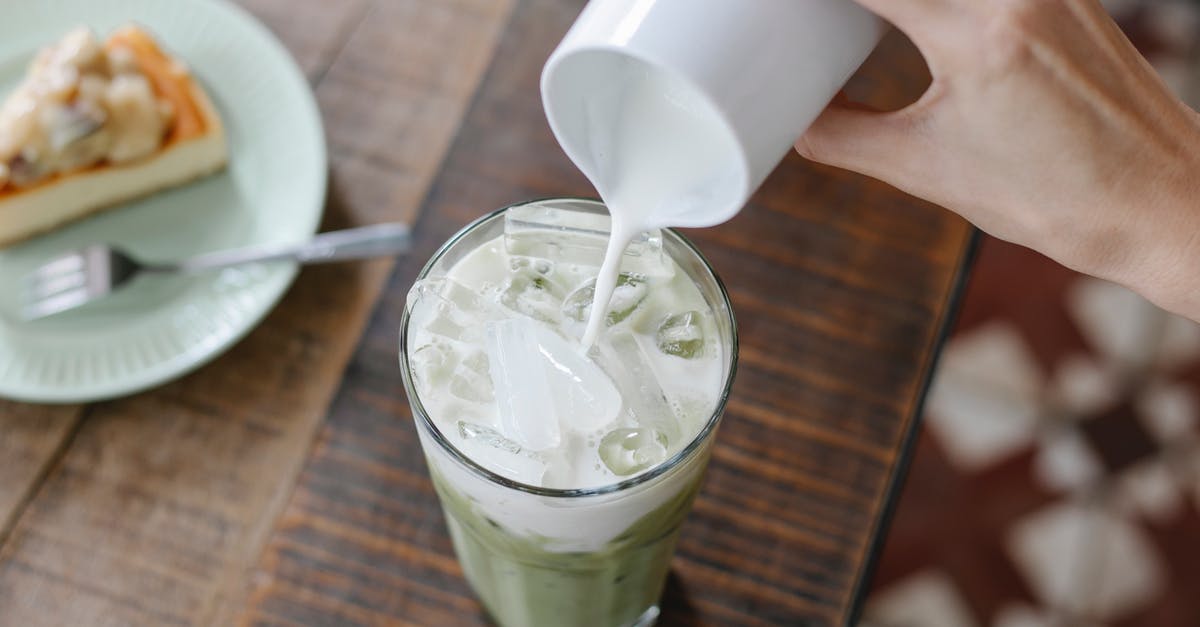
[399, 199, 737, 627]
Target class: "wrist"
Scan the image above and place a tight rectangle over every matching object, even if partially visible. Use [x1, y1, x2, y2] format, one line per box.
[1047, 102, 1200, 321]
[1107, 158, 1200, 321]
[1135, 214, 1200, 322]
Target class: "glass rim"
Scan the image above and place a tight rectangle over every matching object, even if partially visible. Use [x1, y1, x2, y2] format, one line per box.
[399, 197, 739, 499]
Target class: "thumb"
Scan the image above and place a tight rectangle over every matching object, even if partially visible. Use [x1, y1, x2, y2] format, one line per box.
[795, 97, 926, 179]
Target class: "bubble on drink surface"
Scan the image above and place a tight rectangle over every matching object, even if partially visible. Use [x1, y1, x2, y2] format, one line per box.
[599, 427, 669, 476]
[655, 311, 705, 359]
[448, 349, 493, 403]
[561, 274, 648, 326]
[457, 420, 547, 485]
[500, 257, 566, 323]
[503, 202, 675, 278]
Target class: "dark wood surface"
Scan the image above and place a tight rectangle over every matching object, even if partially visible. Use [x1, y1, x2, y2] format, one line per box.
[0, 1, 974, 626]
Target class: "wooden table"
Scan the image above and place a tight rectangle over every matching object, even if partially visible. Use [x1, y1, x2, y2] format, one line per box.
[0, 1, 974, 625]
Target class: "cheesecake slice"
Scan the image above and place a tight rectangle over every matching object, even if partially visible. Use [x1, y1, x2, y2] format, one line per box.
[0, 25, 227, 247]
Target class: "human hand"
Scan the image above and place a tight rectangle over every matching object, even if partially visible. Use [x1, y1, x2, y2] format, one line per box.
[796, 0, 1200, 320]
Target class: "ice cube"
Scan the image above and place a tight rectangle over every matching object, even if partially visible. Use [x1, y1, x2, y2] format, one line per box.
[448, 349, 493, 403]
[459, 421, 524, 453]
[407, 278, 493, 343]
[655, 311, 706, 359]
[598, 427, 669, 476]
[560, 283, 591, 323]
[534, 323, 621, 433]
[504, 203, 674, 278]
[486, 317, 621, 450]
[409, 340, 456, 393]
[500, 257, 566, 323]
[486, 318, 562, 451]
[561, 274, 649, 326]
[593, 333, 682, 443]
[457, 421, 548, 485]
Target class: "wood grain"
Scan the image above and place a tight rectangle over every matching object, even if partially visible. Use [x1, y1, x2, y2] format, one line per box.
[0, 1, 514, 625]
[241, 3, 973, 627]
[0, 403, 82, 544]
[236, 0, 371, 81]
[0, 0, 365, 568]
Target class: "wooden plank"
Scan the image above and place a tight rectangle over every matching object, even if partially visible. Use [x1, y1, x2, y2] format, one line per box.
[0, 0, 364, 587]
[0, 1, 514, 625]
[317, 0, 518, 229]
[236, 0, 371, 81]
[240, 4, 973, 626]
[0, 403, 82, 543]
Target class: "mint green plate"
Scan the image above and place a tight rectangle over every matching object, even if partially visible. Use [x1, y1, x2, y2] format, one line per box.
[0, 0, 326, 403]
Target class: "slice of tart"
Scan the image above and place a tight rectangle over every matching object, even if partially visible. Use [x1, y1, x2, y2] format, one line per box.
[0, 25, 227, 247]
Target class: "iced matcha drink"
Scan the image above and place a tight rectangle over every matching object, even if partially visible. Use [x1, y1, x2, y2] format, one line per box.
[399, 199, 737, 627]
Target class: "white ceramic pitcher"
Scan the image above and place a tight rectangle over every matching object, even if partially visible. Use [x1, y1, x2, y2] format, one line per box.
[542, 0, 885, 228]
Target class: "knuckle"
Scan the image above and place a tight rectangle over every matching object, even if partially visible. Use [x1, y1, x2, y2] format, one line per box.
[995, 0, 1050, 26]
[982, 0, 1049, 69]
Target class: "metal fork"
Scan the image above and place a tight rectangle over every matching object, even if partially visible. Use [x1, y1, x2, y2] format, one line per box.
[19, 222, 411, 321]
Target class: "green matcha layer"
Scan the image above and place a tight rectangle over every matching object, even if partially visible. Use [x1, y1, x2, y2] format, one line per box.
[430, 467, 703, 627]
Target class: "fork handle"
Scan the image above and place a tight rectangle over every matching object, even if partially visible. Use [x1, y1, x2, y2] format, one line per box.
[171, 223, 412, 273]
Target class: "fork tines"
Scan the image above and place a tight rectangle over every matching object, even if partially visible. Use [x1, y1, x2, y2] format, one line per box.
[20, 247, 101, 321]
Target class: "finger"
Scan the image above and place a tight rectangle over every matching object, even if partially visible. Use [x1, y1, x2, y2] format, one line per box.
[794, 100, 928, 180]
[850, 0, 962, 55]
[849, 0, 945, 31]
[827, 90, 877, 113]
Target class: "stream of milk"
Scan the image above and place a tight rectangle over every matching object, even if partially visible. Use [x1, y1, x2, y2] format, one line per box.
[578, 64, 739, 348]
